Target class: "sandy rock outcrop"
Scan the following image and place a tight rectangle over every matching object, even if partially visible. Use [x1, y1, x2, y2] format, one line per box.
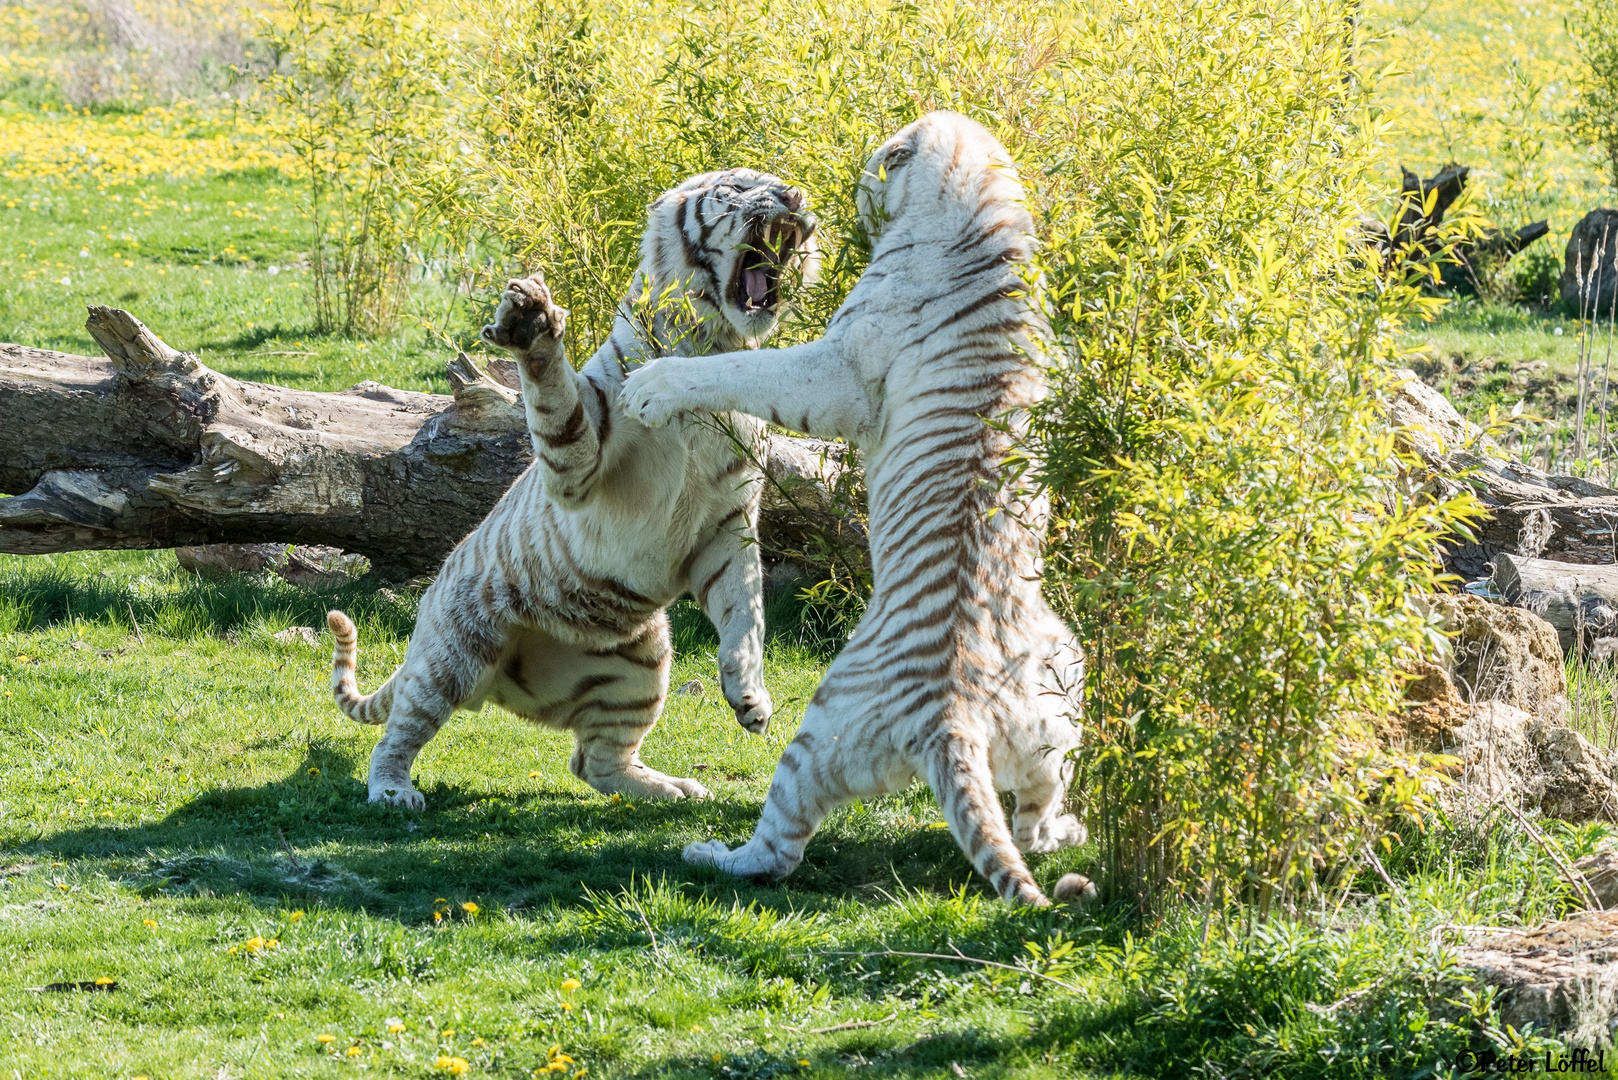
[1402, 596, 1618, 822]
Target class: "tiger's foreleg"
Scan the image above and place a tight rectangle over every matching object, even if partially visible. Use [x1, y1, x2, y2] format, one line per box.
[567, 617, 709, 801]
[688, 506, 772, 734]
[482, 274, 608, 507]
[622, 340, 872, 442]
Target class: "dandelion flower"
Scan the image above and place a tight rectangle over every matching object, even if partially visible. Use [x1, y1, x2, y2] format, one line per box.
[471, 1038, 484, 1047]
[289, 910, 305, 921]
[461, 902, 478, 915]
[143, 919, 157, 928]
[528, 770, 540, 778]
[94, 976, 115, 986]
[434, 898, 448, 904]
[797, 1061, 810, 1068]
[317, 1034, 336, 1044]
[346, 1045, 362, 1057]
[559, 1002, 572, 1012]
[560, 978, 581, 992]
[386, 1017, 406, 1033]
[442, 1029, 455, 1038]
[435, 1056, 470, 1075]
[308, 767, 320, 775]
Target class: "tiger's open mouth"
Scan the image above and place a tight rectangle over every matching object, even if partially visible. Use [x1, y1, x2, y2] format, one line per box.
[731, 216, 809, 314]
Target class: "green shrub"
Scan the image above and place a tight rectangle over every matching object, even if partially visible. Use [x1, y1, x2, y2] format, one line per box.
[271, 0, 1479, 918]
[258, 0, 462, 337]
[1569, 0, 1618, 195]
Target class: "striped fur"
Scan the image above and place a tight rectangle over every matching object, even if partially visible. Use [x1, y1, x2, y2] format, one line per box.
[623, 114, 1088, 905]
[327, 170, 817, 809]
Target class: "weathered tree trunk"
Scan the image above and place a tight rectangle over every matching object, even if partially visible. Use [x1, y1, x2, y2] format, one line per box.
[1391, 371, 1618, 580]
[1491, 552, 1618, 653]
[0, 306, 854, 578]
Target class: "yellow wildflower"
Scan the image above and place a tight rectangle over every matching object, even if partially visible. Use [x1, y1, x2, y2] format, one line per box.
[471, 1038, 485, 1047]
[386, 1017, 406, 1033]
[560, 978, 581, 992]
[289, 910, 305, 921]
[435, 1056, 470, 1075]
[317, 1034, 336, 1043]
[346, 1045, 362, 1057]
[559, 1002, 572, 1012]
[461, 902, 478, 915]
[528, 770, 540, 778]
[442, 1029, 455, 1038]
[143, 919, 157, 928]
[308, 767, 320, 775]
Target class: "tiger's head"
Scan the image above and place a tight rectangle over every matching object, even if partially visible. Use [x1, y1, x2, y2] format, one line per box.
[640, 169, 819, 349]
[856, 111, 1029, 248]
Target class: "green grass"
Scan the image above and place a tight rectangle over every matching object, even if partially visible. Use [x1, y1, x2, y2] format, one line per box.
[0, 172, 473, 393]
[0, 549, 1601, 1078]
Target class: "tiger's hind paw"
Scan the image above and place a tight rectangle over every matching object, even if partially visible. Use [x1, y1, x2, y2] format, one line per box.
[683, 839, 733, 868]
[369, 784, 426, 811]
[481, 274, 567, 357]
[1053, 873, 1098, 905]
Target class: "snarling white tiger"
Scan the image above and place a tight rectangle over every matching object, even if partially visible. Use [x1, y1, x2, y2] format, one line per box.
[623, 113, 1093, 905]
[325, 169, 817, 809]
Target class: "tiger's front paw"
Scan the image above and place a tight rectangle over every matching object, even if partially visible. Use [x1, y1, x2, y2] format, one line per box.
[481, 274, 567, 357]
[620, 360, 693, 428]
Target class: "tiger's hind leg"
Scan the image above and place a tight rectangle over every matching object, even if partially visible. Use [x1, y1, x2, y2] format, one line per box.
[566, 619, 709, 802]
[683, 725, 841, 879]
[1010, 629, 1087, 854]
[365, 594, 511, 810]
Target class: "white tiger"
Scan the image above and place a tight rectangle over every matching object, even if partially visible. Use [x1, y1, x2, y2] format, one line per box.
[623, 113, 1093, 905]
[325, 169, 817, 809]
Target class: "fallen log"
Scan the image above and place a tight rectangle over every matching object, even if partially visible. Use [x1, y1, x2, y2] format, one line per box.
[0, 306, 856, 578]
[1491, 552, 1618, 653]
[1390, 371, 1618, 580]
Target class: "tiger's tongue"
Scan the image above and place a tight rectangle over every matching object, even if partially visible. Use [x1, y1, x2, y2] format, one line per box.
[744, 267, 770, 307]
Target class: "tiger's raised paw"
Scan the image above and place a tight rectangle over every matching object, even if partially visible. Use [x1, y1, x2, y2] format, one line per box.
[481, 274, 567, 355]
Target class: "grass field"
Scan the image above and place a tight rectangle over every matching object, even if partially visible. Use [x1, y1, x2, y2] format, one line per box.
[5, 0, 1618, 1076]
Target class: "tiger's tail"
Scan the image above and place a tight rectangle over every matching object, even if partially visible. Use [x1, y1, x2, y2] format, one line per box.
[928, 732, 1049, 906]
[327, 610, 396, 725]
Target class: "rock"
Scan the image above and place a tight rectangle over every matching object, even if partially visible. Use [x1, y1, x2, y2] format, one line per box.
[1561, 208, 1618, 317]
[1456, 912, 1618, 1035]
[177, 543, 287, 578]
[1575, 851, 1618, 911]
[1531, 724, 1618, 822]
[273, 626, 319, 647]
[1427, 594, 1567, 721]
[1398, 598, 1618, 822]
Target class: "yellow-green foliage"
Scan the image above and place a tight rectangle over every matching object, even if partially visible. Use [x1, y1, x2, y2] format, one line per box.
[258, 0, 461, 335]
[1366, 0, 1600, 239]
[414, 0, 1475, 912]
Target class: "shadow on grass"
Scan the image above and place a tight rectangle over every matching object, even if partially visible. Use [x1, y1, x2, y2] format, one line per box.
[25, 738, 1025, 922]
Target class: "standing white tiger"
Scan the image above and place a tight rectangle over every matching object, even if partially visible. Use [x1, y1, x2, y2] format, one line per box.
[326, 169, 817, 809]
[623, 113, 1092, 905]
